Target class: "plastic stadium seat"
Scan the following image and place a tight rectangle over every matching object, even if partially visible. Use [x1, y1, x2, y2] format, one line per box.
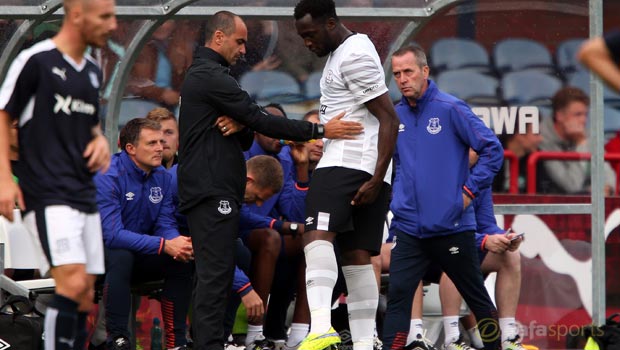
[304, 71, 322, 100]
[119, 98, 162, 129]
[436, 70, 500, 106]
[240, 70, 304, 103]
[493, 38, 555, 75]
[501, 70, 563, 106]
[430, 38, 491, 74]
[556, 38, 586, 77]
[568, 71, 620, 108]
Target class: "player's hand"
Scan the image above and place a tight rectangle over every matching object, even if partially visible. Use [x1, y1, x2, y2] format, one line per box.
[323, 111, 364, 139]
[351, 178, 382, 206]
[84, 134, 111, 174]
[0, 178, 24, 221]
[241, 289, 264, 324]
[484, 234, 511, 254]
[507, 233, 523, 251]
[462, 193, 472, 210]
[161, 88, 180, 106]
[165, 235, 194, 262]
[216, 116, 244, 136]
[289, 142, 309, 166]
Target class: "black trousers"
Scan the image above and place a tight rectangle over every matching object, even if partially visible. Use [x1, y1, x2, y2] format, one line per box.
[383, 231, 500, 350]
[187, 198, 240, 350]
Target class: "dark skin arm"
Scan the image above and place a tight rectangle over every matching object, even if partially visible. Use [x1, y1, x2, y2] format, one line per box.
[351, 92, 399, 206]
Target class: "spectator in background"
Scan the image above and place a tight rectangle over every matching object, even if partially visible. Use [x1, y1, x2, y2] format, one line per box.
[94, 118, 193, 350]
[537, 87, 616, 195]
[578, 30, 620, 92]
[128, 20, 197, 107]
[494, 124, 543, 193]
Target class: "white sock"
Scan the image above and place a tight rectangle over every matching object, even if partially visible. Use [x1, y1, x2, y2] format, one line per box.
[246, 324, 264, 346]
[287, 323, 310, 347]
[342, 264, 378, 350]
[304, 240, 338, 334]
[499, 317, 518, 342]
[443, 316, 460, 344]
[467, 326, 484, 349]
[407, 318, 424, 344]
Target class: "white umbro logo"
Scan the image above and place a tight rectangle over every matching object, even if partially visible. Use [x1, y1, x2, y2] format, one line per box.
[0, 338, 10, 350]
[52, 66, 67, 81]
[305, 217, 314, 226]
[398, 124, 405, 132]
[449, 246, 459, 255]
[125, 192, 135, 201]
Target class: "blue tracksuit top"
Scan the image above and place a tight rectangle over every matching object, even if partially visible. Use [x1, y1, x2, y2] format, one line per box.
[240, 141, 308, 232]
[95, 151, 179, 254]
[168, 164, 253, 296]
[390, 80, 503, 238]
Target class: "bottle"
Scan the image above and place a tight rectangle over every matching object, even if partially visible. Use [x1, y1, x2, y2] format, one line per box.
[150, 317, 163, 350]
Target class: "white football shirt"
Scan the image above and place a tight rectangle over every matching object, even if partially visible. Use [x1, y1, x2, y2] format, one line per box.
[317, 33, 392, 183]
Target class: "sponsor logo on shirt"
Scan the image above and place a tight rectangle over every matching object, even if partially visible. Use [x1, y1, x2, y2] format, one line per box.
[362, 84, 379, 94]
[52, 66, 67, 81]
[53, 94, 96, 115]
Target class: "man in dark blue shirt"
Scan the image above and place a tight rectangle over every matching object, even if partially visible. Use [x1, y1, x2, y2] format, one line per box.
[0, 1, 116, 349]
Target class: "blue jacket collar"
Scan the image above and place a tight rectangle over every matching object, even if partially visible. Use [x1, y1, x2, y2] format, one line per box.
[119, 151, 163, 180]
[398, 79, 438, 109]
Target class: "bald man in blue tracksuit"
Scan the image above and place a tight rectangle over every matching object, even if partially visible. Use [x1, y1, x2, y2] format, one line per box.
[383, 45, 503, 350]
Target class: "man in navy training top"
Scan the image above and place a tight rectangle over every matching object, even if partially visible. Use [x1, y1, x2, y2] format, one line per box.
[0, 0, 116, 349]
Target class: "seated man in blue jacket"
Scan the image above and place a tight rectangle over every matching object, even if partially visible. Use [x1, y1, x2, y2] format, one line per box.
[239, 103, 311, 350]
[94, 118, 193, 350]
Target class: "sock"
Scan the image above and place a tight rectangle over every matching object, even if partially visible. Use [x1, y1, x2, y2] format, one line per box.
[407, 319, 424, 344]
[304, 240, 338, 334]
[499, 317, 518, 342]
[467, 326, 484, 349]
[287, 323, 310, 347]
[46, 294, 79, 350]
[246, 324, 264, 346]
[74, 311, 88, 350]
[442, 316, 460, 344]
[342, 264, 378, 350]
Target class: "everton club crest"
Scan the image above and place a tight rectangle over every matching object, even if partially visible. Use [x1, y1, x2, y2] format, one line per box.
[149, 187, 163, 203]
[426, 117, 442, 135]
[218, 200, 232, 215]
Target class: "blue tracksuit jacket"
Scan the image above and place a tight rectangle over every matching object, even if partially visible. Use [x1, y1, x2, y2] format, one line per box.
[94, 151, 178, 254]
[240, 141, 308, 232]
[390, 80, 503, 238]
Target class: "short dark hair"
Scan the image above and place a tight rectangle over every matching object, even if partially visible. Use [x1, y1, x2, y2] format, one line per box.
[392, 44, 428, 68]
[146, 107, 177, 124]
[119, 118, 161, 151]
[294, 0, 338, 21]
[246, 155, 283, 194]
[552, 86, 589, 120]
[303, 109, 320, 121]
[204, 11, 238, 42]
[262, 103, 288, 118]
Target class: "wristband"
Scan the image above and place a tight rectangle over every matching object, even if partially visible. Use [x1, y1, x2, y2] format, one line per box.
[316, 124, 325, 139]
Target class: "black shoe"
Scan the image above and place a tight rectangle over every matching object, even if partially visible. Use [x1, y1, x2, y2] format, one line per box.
[249, 334, 275, 350]
[88, 342, 106, 350]
[109, 335, 131, 350]
[404, 334, 438, 350]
